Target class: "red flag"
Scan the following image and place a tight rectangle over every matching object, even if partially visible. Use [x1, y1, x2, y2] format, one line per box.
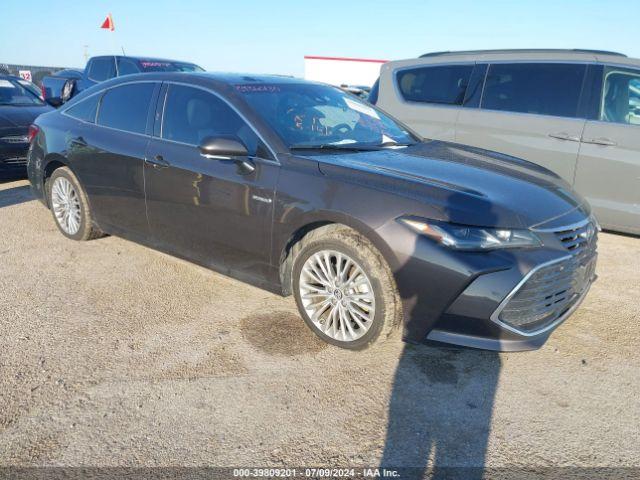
[100, 13, 115, 31]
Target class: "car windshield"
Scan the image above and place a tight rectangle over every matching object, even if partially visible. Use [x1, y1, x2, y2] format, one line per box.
[137, 61, 204, 72]
[0, 78, 45, 106]
[235, 82, 416, 149]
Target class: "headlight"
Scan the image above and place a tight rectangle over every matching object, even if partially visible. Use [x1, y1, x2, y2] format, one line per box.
[399, 217, 542, 250]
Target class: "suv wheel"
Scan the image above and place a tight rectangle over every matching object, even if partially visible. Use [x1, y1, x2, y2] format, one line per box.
[292, 225, 400, 349]
[48, 167, 103, 241]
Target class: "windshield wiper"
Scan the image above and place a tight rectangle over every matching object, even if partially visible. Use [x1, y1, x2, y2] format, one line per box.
[290, 143, 380, 151]
[376, 141, 417, 148]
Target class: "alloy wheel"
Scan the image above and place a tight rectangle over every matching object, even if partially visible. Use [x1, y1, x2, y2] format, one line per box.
[51, 176, 81, 235]
[299, 250, 376, 342]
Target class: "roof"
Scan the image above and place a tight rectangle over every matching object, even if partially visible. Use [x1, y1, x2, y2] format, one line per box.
[384, 48, 640, 70]
[92, 55, 200, 65]
[420, 49, 627, 58]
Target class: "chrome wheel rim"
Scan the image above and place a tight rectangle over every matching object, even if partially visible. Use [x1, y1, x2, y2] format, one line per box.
[51, 177, 81, 235]
[299, 250, 376, 342]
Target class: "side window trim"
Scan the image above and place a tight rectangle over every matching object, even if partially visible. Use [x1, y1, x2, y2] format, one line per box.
[154, 81, 278, 162]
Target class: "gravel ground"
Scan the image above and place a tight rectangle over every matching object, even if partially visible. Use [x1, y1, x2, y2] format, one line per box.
[0, 178, 639, 474]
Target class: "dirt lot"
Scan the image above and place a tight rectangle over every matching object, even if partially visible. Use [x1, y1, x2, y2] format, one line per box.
[1, 178, 639, 473]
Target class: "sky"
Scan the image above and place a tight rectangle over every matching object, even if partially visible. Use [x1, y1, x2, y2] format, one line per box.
[0, 0, 636, 76]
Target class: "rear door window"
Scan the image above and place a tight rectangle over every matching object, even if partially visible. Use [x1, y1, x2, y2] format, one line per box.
[65, 94, 100, 123]
[396, 64, 473, 105]
[88, 57, 116, 82]
[601, 67, 640, 125]
[97, 83, 155, 134]
[482, 63, 586, 118]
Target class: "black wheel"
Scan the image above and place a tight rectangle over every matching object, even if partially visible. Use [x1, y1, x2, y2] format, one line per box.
[47, 167, 103, 241]
[291, 225, 401, 350]
[61, 79, 76, 103]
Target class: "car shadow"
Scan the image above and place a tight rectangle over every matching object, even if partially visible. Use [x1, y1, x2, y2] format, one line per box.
[381, 185, 505, 479]
[0, 185, 33, 208]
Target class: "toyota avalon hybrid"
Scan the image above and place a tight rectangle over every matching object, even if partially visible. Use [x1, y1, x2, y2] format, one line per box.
[27, 73, 598, 351]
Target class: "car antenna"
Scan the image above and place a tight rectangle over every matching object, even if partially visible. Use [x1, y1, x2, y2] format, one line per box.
[121, 46, 126, 56]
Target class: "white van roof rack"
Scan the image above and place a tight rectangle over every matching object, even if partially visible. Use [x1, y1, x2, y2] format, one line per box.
[419, 49, 627, 58]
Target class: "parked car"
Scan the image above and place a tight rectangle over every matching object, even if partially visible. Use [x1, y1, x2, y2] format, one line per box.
[0, 75, 53, 176]
[339, 84, 371, 100]
[41, 56, 203, 106]
[371, 49, 640, 235]
[27, 73, 598, 351]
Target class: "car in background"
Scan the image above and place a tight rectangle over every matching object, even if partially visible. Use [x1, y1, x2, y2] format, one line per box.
[28, 72, 597, 352]
[339, 84, 371, 100]
[372, 49, 640, 235]
[41, 55, 203, 106]
[0, 75, 53, 177]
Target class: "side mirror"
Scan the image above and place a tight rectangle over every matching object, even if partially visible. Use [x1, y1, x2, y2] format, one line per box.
[199, 136, 249, 159]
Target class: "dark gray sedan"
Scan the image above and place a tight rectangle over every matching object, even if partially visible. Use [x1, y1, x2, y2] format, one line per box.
[27, 72, 597, 351]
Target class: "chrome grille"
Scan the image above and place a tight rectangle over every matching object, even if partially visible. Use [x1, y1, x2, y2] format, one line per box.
[0, 157, 27, 166]
[554, 220, 597, 255]
[494, 220, 597, 335]
[0, 135, 29, 144]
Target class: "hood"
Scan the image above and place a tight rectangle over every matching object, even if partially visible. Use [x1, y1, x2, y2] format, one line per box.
[313, 141, 589, 229]
[0, 105, 53, 128]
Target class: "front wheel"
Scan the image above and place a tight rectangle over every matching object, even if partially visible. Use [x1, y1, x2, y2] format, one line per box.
[292, 225, 401, 350]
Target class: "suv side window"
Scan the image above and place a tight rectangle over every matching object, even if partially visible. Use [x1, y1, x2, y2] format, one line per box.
[97, 83, 155, 134]
[482, 63, 586, 118]
[65, 94, 100, 123]
[88, 57, 116, 82]
[396, 64, 473, 105]
[117, 58, 140, 76]
[161, 84, 260, 155]
[601, 66, 640, 125]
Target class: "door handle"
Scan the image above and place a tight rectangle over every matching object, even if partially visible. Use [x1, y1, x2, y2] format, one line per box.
[583, 137, 617, 146]
[548, 132, 581, 142]
[69, 136, 87, 147]
[144, 155, 170, 168]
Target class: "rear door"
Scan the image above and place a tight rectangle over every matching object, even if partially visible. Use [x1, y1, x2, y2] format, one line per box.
[380, 63, 474, 141]
[70, 81, 159, 237]
[455, 62, 587, 183]
[143, 83, 279, 282]
[575, 65, 640, 234]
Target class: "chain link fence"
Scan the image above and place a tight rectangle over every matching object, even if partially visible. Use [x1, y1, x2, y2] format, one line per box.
[0, 63, 71, 86]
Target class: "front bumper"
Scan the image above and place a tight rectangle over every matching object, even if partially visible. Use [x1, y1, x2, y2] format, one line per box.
[378, 217, 598, 352]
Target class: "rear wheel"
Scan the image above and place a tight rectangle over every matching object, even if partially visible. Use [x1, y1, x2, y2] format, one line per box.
[48, 167, 102, 241]
[292, 225, 401, 349]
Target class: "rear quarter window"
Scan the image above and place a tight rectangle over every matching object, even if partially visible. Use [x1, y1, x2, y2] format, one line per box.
[396, 64, 473, 105]
[64, 94, 100, 123]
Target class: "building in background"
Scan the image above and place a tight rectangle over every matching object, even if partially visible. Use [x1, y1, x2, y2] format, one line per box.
[304, 55, 387, 88]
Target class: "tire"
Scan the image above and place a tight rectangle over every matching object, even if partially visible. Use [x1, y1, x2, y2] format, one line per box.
[61, 79, 75, 103]
[291, 225, 401, 350]
[48, 167, 103, 241]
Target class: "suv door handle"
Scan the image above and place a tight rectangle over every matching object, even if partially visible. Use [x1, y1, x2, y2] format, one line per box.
[583, 137, 617, 146]
[548, 132, 581, 142]
[144, 155, 170, 168]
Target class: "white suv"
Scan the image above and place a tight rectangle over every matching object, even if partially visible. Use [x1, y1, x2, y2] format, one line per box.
[371, 49, 640, 235]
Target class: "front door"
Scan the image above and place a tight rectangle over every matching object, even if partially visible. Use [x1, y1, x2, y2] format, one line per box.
[144, 83, 279, 282]
[575, 66, 640, 234]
